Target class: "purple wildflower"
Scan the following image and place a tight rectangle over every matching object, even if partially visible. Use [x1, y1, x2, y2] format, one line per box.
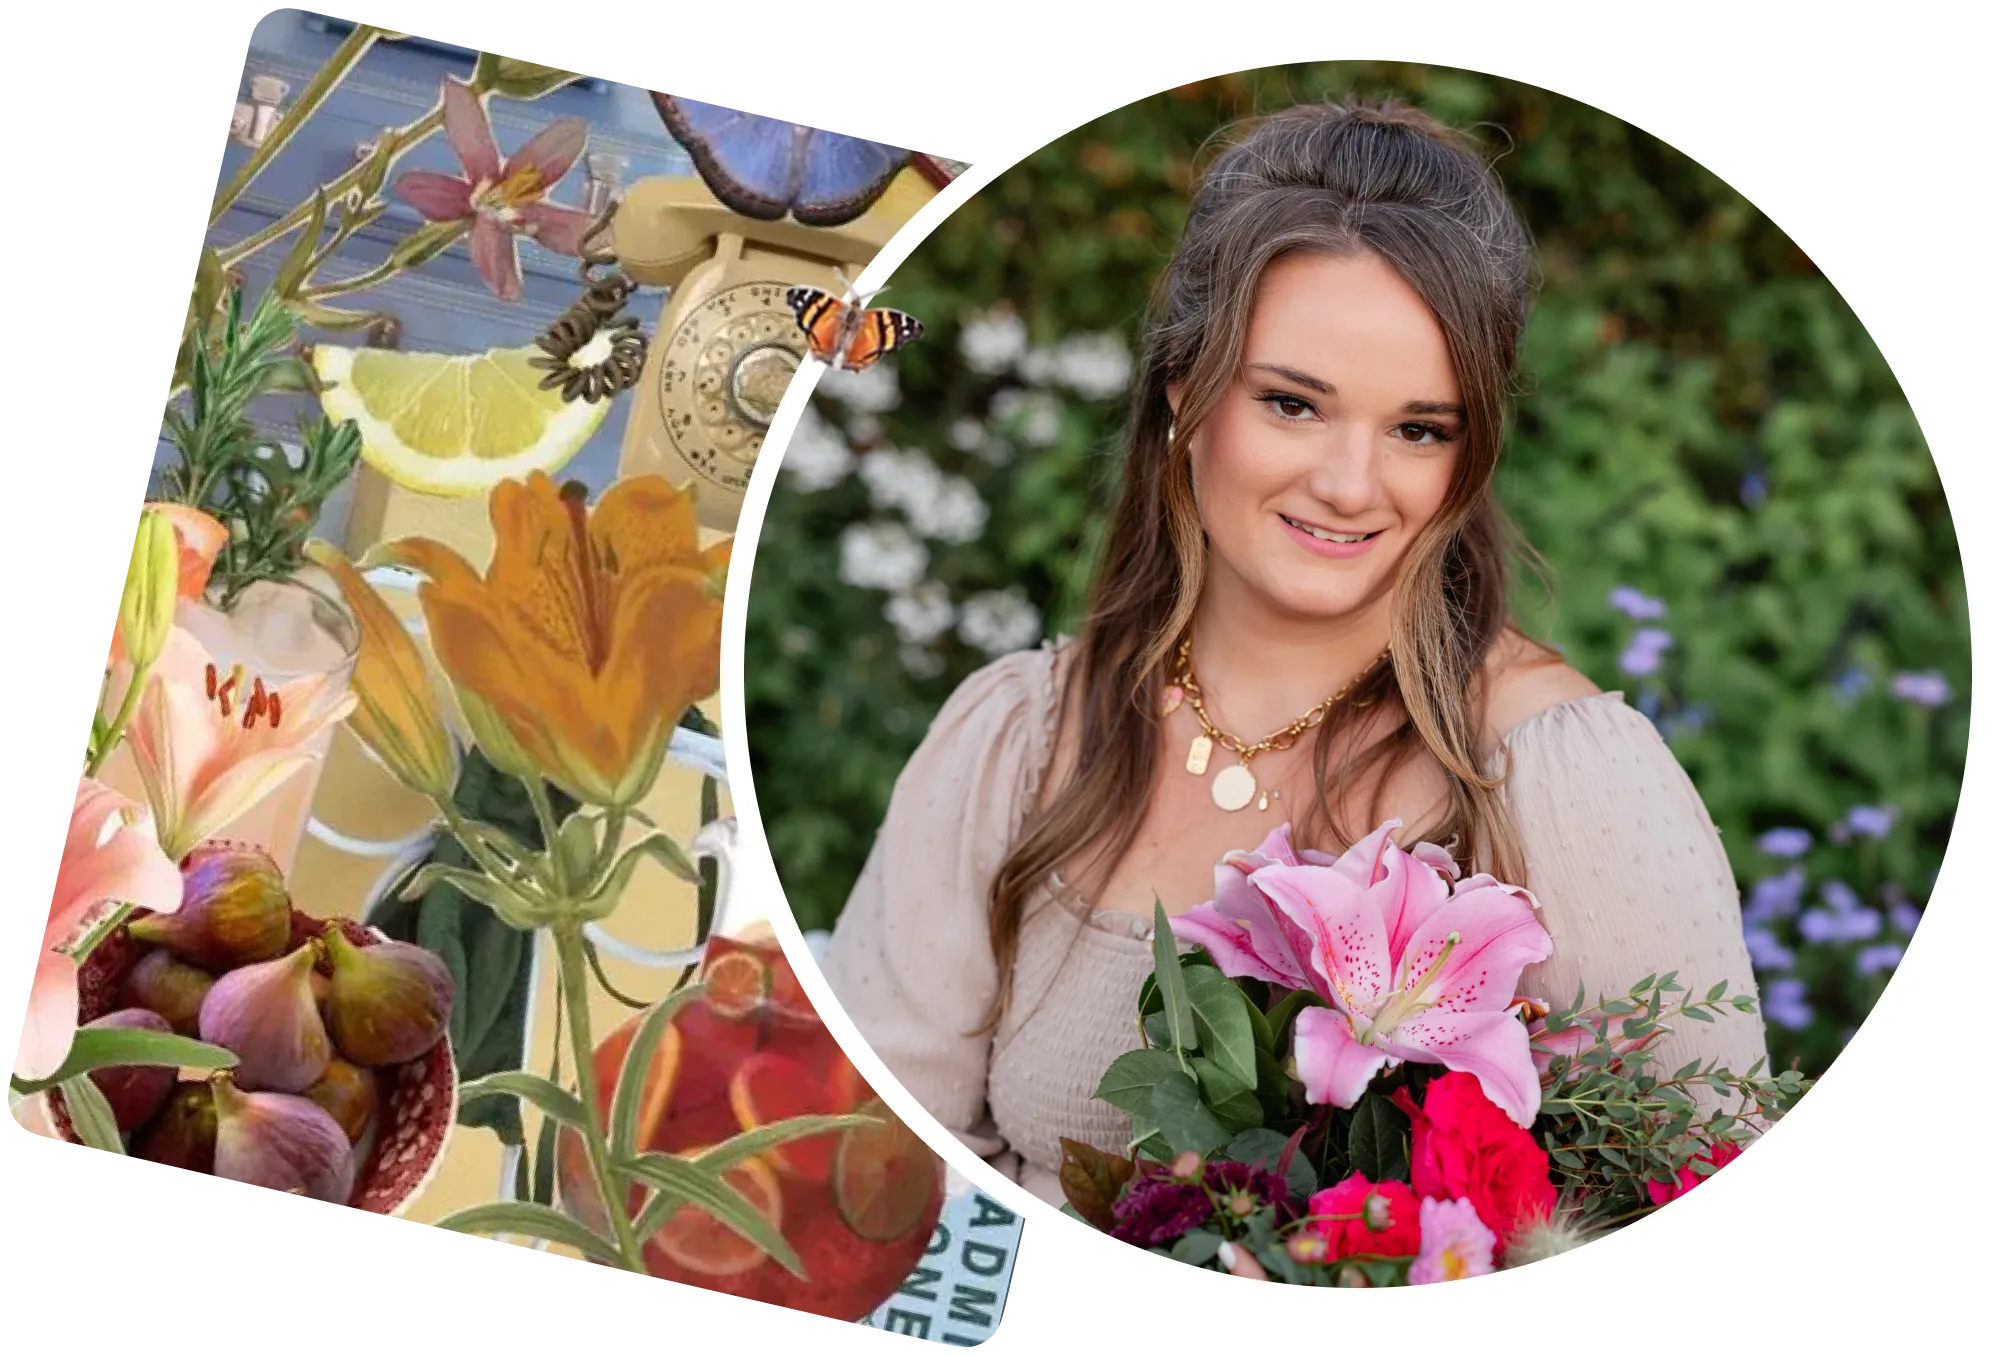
[1764, 977, 1814, 1030]
[1743, 927, 1795, 970]
[1798, 906, 1882, 944]
[1835, 668, 1872, 704]
[1608, 586, 1668, 621]
[1889, 671, 1951, 707]
[1890, 901, 1922, 935]
[1845, 805, 1898, 839]
[1855, 943, 1904, 977]
[1757, 827, 1813, 858]
[1740, 473, 1769, 509]
[1619, 628, 1674, 677]
[1821, 879, 1863, 913]
[1743, 867, 1808, 926]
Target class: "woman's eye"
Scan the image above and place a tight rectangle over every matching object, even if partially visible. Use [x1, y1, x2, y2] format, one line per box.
[1260, 394, 1315, 420]
[1393, 421, 1454, 446]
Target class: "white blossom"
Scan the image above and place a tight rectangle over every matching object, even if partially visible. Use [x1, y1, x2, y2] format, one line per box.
[915, 477, 987, 543]
[958, 589, 1043, 656]
[779, 404, 855, 492]
[818, 361, 900, 414]
[958, 309, 1029, 374]
[1017, 346, 1059, 385]
[990, 387, 1062, 447]
[885, 580, 954, 645]
[899, 644, 947, 680]
[947, 417, 986, 452]
[1053, 331, 1133, 399]
[838, 521, 928, 591]
[858, 448, 988, 543]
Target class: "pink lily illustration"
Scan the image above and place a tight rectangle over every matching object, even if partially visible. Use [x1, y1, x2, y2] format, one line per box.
[1174, 819, 1553, 1127]
[393, 77, 593, 302]
[123, 625, 356, 861]
[17, 779, 182, 1081]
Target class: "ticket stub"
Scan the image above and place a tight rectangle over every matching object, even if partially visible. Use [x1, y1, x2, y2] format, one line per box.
[858, 1174, 1024, 1346]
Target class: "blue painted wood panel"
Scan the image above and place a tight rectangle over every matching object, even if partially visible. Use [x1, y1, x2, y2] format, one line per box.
[155, 9, 699, 528]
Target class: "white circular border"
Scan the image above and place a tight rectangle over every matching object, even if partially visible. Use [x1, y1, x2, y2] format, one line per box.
[718, 29, 1980, 1302]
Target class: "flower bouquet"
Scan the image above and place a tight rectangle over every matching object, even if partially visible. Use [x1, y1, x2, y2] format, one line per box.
[1062, 822, 1810, 1284]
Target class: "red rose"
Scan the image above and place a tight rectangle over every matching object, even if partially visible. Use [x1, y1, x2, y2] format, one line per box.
[1647, 1138, 1744, 1206]
[1393, 1073, 1555, 1253]
[1306, 1173, 1421, 1260]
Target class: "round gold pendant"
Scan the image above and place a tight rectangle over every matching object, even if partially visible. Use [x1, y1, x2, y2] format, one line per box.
[1211, 763, 1258, 812]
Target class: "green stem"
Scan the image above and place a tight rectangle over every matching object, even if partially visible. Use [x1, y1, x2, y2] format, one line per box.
[584, 809, 628, 897]
[211, 25, 383, 226]
[551, 921, 647, 1272]
[85, 658, 154, 779]
[299, 222, 470, 301]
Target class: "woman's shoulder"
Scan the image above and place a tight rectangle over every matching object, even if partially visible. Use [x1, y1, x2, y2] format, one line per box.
[1479, 629, 1606, 752]
[932, 638, 1068, 731]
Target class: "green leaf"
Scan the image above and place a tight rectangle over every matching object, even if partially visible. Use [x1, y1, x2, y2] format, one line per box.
[1183, 965, 1257, 1087]
[22, 1029, 238, 1092]
[284, 298, 391, 332]
[1253, 1047, 1292, 1123]
[1191, 1056, 1263, 1132]
[271, 187, 328, 299]
[1226, 1128, 1289, 1167]
[1681, 1004, 1717, 1023]
[1264, 988, 1317, 1049]
[1171, 1230, 1224, 1266]
[57, 1076, 124, 1153]
[1095, 1048, 1184, 1116]
[471, 54, 584, 99]
[1148, 1071, 1231, 1157]
[692, 1113, 882, 1175]
[1244, 995, 1275, 1053]
[623, 1152, 805, 1277]
[435, 1201, 622, 1263]
[611, 987, 703, 1159]
[531, 1110, 559, 1205]
[1705, 979, 1730, 1002]
[1345, 1093, 1410, 1183]
[581, 833, 700, 922]
[554, 815, 599, 891]
[458, 1072, 588, 1131]
[1151, 901, 1195, 1066]
[397, 862, 542, 929]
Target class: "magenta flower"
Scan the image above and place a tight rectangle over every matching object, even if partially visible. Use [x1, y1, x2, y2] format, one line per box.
[1408, 1195, 1497, 1283]
[1176, 820, 1553, 1127]
[393, 78, 592, 301]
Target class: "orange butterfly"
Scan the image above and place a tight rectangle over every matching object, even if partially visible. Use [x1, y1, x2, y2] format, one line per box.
[786, 283, 924, 372]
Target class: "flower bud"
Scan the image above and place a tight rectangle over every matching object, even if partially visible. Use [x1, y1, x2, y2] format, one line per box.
[117, 510, 180, 668]
[1228, 1189, 1257, 1219]
[1286, 1233, 1328, 1264]
[1336, 1266, 1372, 1288]
[1169, 1150, 1203, 1181]
[1363, 1191, 1395, 1232]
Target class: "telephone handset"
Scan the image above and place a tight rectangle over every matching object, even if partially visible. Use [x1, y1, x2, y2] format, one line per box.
[611, 174, 910, 530]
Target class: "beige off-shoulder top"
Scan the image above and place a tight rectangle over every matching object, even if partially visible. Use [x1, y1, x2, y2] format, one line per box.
[822, 641, 1767, 1207]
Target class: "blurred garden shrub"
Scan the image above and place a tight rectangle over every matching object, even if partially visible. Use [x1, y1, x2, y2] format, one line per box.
[744, 62, 1966, 1079]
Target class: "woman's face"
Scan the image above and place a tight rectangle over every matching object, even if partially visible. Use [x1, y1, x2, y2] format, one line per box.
[1180, 250, 1464, 625]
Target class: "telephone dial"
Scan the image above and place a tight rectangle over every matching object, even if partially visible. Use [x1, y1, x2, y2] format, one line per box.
[610, 172, 913, 530]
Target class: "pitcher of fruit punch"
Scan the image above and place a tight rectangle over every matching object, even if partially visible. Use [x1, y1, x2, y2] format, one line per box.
[98, 569, 360, 875]
[557, 818, 949, 1321]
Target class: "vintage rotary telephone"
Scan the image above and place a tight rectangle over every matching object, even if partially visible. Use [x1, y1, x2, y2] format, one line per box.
[608, 172, 910, 530]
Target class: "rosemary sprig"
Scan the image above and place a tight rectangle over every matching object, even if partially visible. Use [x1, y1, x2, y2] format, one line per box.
[160, 285, 361, 610]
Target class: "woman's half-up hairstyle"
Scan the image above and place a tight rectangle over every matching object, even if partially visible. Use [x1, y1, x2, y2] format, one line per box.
[981, 99, 1546, 1029]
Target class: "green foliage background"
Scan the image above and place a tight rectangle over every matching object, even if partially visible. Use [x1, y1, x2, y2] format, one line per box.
[743, 62, 1967, 1079]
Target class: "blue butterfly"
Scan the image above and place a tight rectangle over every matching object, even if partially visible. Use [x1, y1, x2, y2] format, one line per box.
[652, 94, 910, 227]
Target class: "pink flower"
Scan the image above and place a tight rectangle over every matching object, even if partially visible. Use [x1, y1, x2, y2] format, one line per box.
[392, 78, 593, 301]
[1407, 1195, 1497, 1284]
[16, 779, 182, 1080]
[1647, 1139, 1744, 1206]
[1252, 820, 1554, 1126]
[1169, 823, 1331, 990]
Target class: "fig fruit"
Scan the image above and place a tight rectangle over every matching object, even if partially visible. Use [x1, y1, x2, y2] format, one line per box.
[128, 842, 290, 970]
[210, 1072, 354, 1204]
[81, 1008, 177, 1133]
[119, 949, 215, 1036]
[303, 1058, 378, 1143]
[198, 945, 330, 1093]
[135, 1082, 218, 1173]
[320, 928, 453, 1067]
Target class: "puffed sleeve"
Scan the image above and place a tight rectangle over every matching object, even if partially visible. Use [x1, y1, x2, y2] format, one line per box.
[820, 644, 1060, 1166]
[1497, 694, 1770, 1113]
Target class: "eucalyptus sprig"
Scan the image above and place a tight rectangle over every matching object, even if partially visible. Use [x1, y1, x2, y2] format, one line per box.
[160, 285, 361, 609]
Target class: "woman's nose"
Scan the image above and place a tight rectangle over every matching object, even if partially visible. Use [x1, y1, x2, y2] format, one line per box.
[1302, 424, 1385, 515]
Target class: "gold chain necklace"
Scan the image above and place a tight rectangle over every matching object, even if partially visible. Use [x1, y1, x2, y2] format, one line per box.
[1163, 637, 1391, 812]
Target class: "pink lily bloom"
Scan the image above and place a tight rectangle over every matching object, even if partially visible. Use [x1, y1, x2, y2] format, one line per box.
[1170, 823, 1335, 990]
[393, 78, 593, 302]
[1249, 820, 1554, 1127]
[16, 779, 182, 1080]
[123, 625, 356, 861]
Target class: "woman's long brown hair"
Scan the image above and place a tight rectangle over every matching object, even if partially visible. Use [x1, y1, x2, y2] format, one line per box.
[979, 100, 1551, 1031]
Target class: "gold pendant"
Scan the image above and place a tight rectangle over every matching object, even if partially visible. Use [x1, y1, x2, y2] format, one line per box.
[1212, 763, 1257, 812]
[1186, 735, 1213, 776]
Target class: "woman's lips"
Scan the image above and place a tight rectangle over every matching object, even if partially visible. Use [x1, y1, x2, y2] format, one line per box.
[1279, 512, 1382, 559]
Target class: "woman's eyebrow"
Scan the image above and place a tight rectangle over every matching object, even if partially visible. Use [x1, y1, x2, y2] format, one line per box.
[1404, 400, 1465, 417]
[1246, 362, 1333, 393]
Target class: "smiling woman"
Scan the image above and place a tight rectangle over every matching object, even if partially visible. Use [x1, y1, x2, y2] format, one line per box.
[809, 99, 1766, 1212]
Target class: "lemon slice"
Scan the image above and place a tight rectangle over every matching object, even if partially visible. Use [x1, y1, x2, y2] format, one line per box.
[312, 343, 611, 497]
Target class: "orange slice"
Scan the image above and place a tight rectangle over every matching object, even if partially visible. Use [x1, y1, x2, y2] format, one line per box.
[653, 1153, 784, 1278]
[704, 948, 770, 1021]
[728, 1051, 839, 1180]
[627, 1023, 684, 1154]
[832, 1099, 940, 1243]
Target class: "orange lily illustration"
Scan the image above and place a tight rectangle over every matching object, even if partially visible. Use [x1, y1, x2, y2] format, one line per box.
[125, 624, 358, 859]
[366, 472, 728, 809]
[304, 541, 459, 802]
